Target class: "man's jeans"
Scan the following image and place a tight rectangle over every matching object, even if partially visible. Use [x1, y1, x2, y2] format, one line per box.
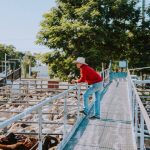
[83, 82, 102, 117]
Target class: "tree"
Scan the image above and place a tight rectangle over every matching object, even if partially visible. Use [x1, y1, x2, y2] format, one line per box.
[36, 50, 77, 80]
[36, 0, 149, 80]
[21, 52, 36, 78]
[126, 3, 150, 68]
[0, 43, 24, 71]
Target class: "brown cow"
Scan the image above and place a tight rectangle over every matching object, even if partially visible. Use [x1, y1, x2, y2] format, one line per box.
[0, 142, 25, 150]
[0, 133, 37, 150]
[42, 135, 59, 150]
[0, 133, 60, 150]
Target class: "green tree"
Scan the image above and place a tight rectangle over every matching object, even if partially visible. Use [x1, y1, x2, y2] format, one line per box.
[0, 43, 24, 71]
[21, 52, 36, 78]
[0, 44, 22, 60]
[36, 0, 149, 80]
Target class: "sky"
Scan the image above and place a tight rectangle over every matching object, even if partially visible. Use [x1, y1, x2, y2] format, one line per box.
[0, 0, 56, 54]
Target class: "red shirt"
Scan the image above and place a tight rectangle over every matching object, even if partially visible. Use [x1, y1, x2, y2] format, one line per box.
[77, 64, 103, 85]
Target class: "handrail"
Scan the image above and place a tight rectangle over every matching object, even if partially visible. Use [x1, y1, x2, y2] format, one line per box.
[58, 65, 112, 150]
[135, 80, 150, 84]
[0, 84, 84, 150]
[0, 65, 111, 149]
[133, 86, 150, 132]
[127, 70, 150, 150]
[0, 85, 78, 129]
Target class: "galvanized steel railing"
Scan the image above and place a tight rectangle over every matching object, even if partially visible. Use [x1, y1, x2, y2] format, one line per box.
[127, 70, 150, 150]
[0, 65, 111, 150]
[58, 66, 112, 150]
[0, 83, 86, 150]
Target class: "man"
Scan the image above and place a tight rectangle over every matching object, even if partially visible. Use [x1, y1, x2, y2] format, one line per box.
[71, 57, 103, 119]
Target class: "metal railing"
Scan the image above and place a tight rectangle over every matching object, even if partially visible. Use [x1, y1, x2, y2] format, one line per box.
[0, 83, 87, 149]
[58, 66, 112, 149]
[0, 68, 21, 87]
[0, 65, 111, 150]
[127, 70, 150, 150]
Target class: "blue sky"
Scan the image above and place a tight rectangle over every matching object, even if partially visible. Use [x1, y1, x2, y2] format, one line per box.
[0, 0, 56, 54]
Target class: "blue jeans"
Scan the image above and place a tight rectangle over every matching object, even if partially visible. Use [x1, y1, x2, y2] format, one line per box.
[83, 82, 102, 117]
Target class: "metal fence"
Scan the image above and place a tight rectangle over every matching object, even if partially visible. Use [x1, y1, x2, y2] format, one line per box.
[0, 68, 21, 87]
[0, 65, 111, 150]
[0, 83, 86, 149]
[127, 70, 150, 150]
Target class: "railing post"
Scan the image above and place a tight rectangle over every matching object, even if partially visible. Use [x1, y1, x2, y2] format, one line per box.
[132, 93, 135, 127]
[135, 99, 138, 142]
[108, 69, 110, 83]
[140, 112, 144, 150]
[128, 75, 132, 101]
[38, 108, 42, 150]
[63, 93, 68, 138]
[103, 70, 105, 84]
[77, 84, 81, 120]
[101, 71, 104, 90]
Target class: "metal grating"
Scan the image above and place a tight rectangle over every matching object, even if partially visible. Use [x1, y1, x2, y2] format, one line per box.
[64, 80, 137, 150]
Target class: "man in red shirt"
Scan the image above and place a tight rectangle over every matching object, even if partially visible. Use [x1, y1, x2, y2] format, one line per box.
[71, 57, 103, 119]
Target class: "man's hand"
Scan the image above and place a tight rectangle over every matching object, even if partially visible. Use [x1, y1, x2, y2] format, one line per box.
[71, 79, 77, 84]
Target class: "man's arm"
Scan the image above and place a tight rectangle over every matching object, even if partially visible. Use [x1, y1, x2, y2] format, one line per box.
[71, 68, 86, 84]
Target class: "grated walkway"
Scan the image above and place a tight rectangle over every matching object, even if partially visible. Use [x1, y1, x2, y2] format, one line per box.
[64, 79, 137, 150]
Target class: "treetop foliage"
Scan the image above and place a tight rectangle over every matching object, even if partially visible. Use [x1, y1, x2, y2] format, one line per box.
[36, 0, 150, 80]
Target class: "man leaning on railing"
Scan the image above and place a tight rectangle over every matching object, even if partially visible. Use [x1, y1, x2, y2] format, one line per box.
[71, 57, 103, 119]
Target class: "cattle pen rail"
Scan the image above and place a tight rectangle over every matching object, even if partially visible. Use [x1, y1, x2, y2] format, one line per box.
[0, 66, 110, 150]
[0, 83, 85, 149]
[0, 65, 110, 150]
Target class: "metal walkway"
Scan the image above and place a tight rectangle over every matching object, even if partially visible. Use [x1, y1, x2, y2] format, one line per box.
[64, 79, 137, 150]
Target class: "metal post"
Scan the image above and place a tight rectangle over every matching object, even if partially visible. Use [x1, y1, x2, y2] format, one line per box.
[109, 60, 112, 82]
[103, 70, 105, 82]
[130, 86, 133, 111]
[101, 71, 104, 90]
[63, 93, 68, 138]
[132, 93, 135, 127]
[140, 112, 144, 150]
[5, 53, 7, 77]
[135, 99, 138, 142]
[107, 69, 109, 82]
[77, 84, 80, 119]
[38, 108, 42, 150]
[129, 78, 132, 103]
[5, 53, 7, 84]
